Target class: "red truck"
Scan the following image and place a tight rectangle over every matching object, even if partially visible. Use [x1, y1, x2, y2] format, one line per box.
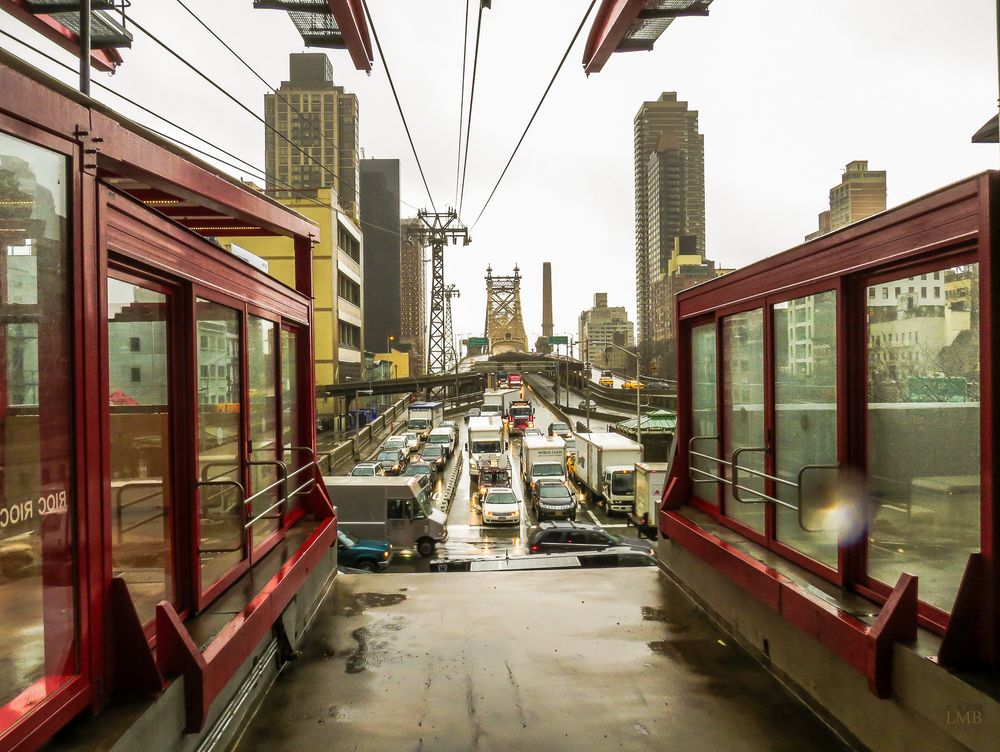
[507, 373, 523, 389]
[507, 399, 535, 435]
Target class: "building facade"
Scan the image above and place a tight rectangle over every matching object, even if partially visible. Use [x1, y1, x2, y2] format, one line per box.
[806, 160, 886, 239]
[578, 293, 635, 371]
[634, 93, 705, 349]
[400, 217, 427, 375]
[264, 53, 360, 220]
[359, 159, 402, 360]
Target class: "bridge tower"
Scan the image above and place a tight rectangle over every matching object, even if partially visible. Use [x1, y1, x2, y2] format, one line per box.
[443, 284, 460, 371]
[484, 265, 528, 354]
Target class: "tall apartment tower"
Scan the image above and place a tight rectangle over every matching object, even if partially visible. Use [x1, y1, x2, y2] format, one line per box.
[264, 53, 360, 220]
[541, 261, 553, 338]
[578, 293, 636, 372]
[400, 217, 427, 376]
[360, 159, 402, 355]
[806, 160, 886, 240]
[634, 93, 705, 348]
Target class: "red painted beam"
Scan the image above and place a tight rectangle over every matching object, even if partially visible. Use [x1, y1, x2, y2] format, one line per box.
[328, 0, 373, 73]
[582, 0, 645, 75]
[0, 0, 124, 72]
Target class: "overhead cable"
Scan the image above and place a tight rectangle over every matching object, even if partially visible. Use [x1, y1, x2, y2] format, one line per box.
[470, 0, 597, 230]
[453, 0, 471, 207]
[361, 0, 437, 212]
[457, 0, 486, 218]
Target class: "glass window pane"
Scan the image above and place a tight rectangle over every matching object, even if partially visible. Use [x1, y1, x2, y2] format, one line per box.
[690, 323, 717, 504]
[281, 329, 300, 476]
[722, 309, 765, 532]
[866, 263, 980, 612]
[0, 131, 76, 713]
[196, 300, 244, 590]
[108, 278, 173, 624]
[774, 291, 838, 567]
[248, 317, 279, 547]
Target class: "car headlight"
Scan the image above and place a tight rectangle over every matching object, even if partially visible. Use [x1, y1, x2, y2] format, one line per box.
[383, 550, 390, 559]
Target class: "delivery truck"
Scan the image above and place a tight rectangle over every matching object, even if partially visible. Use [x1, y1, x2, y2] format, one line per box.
[630, 462, 670, 538]
[572, 431, 643, 514]
[325, 476, 447, 557]
[407, 401, 444, 440]
[466, 415, 507, 479]
[520, 435, 567, 488]
[481, 388, 519, 418]
[506, 399, 535, 435]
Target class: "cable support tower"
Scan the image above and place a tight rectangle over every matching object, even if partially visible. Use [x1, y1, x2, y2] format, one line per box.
[443, 284, 461, 372]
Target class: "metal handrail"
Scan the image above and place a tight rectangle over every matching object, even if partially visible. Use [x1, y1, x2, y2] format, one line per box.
[731, 446, 771, 505]
[113, 480, 166, 539]
[245, 459, 289, 507]
[688, 435, 725, 484]
[197, 478, 246, 553]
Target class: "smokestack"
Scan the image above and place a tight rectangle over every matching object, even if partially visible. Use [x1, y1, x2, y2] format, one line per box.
[542, 261, 553, 337]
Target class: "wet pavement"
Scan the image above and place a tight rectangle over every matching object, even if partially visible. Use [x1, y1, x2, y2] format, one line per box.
[236, 568, 849, 752]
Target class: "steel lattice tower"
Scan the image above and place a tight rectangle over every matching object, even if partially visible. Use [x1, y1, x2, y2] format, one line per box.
[410, 209, 470, 374]
[443, 285, 460, 371]
[484, 265, 528, 354]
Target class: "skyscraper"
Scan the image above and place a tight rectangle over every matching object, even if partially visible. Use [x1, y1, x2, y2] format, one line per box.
[264, 53, 360, 220]
[578, 293, 635, 372]
[805, 160, 886, 240]
[360, 159, 402, 355]
[634, 93, 705, 350]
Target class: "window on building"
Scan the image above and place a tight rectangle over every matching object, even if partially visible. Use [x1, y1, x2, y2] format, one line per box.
[130, 367, 141, 383]
[129, 336, 141, 352]
[882, 288, 888, 299]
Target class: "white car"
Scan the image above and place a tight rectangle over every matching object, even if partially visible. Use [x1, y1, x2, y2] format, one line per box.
[481, 487, 521, 526]
[383, 435, 411, 456]
[402, 431, 422, 453]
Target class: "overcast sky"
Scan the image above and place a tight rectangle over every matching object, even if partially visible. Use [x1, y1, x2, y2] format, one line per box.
[2, 0, 997, 347]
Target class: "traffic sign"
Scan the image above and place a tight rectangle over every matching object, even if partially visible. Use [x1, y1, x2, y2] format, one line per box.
[549, 335, 569, 345]
[468, 337, 489, 346]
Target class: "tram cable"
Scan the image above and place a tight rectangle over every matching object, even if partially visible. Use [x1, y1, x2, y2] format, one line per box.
[457, 0, 486, 219]
[470, 0, 597, 231]
[453, 0, 471, 208]
[361, 0, 438, 212]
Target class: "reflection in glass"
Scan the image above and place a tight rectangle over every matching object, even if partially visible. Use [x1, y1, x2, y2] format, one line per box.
[866, 264, 980, 612]
[281, 329, 301, 496]
[108, 278, 173, 624]
[690, 323, 718, 504]
[0, 132, 76, 711]
[196, 300, 244, 590]
[722, 309, 765, 532]
[248, 317, 280, 547]
[773, 291, 838, 567]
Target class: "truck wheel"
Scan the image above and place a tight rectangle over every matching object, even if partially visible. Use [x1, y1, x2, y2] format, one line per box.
[355, 560, 377, 572]
[416, 538, 435, 557]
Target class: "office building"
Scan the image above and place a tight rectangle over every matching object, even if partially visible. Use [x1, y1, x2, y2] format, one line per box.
[634, 93, 705, 348]
[578, 293, 635, 371]
[806, 160, 886, 240]
[359, 159, 402, 360]
[265, 53, 360, 220]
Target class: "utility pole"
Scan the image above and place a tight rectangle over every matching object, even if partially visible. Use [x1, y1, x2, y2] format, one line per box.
[410, 209, 470, 375]
[608, 342, 642, 447]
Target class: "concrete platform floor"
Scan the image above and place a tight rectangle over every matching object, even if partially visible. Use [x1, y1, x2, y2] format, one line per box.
[238, 569, 850, 752]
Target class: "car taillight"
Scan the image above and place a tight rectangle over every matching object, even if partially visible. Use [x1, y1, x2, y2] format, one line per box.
[530, 545, 539, 552]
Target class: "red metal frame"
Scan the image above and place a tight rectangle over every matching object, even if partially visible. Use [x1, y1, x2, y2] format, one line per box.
[0, 53, 328, 751]
[582, 0, 646, 75]
[0, 0, 124, 72]
[328, 0, 374, 73]
[667, 172, 997, 668]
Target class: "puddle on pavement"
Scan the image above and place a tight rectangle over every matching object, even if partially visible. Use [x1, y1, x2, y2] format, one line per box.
[340, 591, 407, 616]
[345, 615, 406, 674]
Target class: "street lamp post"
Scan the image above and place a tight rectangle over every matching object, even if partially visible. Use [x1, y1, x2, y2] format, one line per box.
[607, 342, 641, 447]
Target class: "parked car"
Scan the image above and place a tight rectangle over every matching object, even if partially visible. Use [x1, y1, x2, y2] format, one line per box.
[383, 435, 411, 457]
[531, 479, 577, 521]
[464, 407, 481, 423]
[337, 529, 392, 572]
[527, 521, 655, 555]
[622, 380, 645, 391]
[481, 487, 520, 526]
[402, 461, 436, 493]
[547, 421, 572, 439]
[350, 461, 386, 477]
[578, 399, 598, 410]
[523, 427, 544, 437]
[419, 443, 448, 473]
[375, 448, 407, 475]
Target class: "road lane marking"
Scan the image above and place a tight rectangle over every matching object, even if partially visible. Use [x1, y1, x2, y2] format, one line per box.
[586, 510, 601, 525]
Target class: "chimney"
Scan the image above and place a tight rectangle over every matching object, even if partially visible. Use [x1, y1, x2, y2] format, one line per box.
[542, 262, 553, 337]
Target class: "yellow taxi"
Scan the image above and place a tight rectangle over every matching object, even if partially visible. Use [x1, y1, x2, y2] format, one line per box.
[622, 380, 645, 391]
[598, 375, 614, 387]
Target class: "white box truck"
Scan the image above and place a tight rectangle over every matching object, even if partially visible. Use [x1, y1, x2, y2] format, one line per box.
[520, 435, 567, 487]
[326, 476, 447, 557]
[466, 415, 507, 479]
[481, 388, 519, 418]
[407, 401, 444, 440]
[573, 432, 643, 514]
[631, 462, 670, 537]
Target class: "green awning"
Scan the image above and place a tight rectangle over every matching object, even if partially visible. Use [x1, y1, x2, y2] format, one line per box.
[616, 409, 676, 434]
